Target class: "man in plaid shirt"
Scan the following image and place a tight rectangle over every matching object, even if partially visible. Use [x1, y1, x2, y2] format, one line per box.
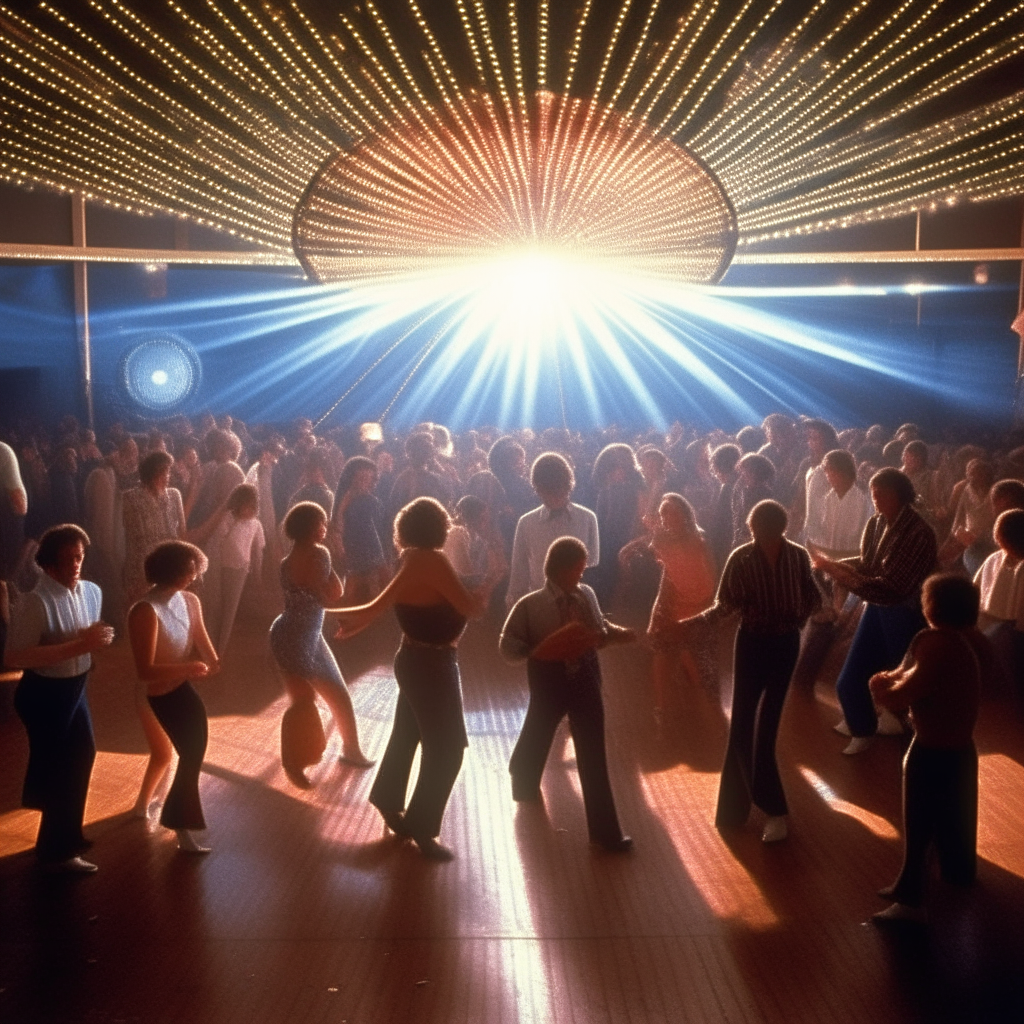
[811, 467, 937, 754]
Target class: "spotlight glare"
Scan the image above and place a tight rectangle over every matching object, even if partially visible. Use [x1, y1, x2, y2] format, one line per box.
[151, 369, 169, 386]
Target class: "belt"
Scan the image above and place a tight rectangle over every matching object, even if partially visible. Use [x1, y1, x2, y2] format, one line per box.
[400, 634, 457, 650]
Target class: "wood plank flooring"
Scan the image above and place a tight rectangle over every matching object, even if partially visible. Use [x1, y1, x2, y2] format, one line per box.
[2, 598, 1023, 1024]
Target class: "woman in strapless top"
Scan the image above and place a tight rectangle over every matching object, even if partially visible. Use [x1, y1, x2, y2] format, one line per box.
[269, 502, 373, 786]
[335, 497, 499, 860]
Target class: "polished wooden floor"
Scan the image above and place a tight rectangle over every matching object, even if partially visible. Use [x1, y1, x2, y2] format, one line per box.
[2, 592, 1024, 1024]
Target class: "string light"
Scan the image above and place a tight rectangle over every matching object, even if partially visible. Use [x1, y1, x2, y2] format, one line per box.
[0, 0, 1018, 275]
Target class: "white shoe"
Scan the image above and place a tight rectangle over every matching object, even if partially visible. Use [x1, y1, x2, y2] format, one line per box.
[47, 856, 98, 874]
[843, 736, 874, 755]
[176, 829, 211, 854]
[876, 709, 905, 736]
[833, 718, 852, 736]
[871, 902, 927, 925]
[762, 816, 788, 843]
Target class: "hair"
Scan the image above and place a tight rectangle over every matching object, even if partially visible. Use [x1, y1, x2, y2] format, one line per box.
[36, 524, 90, 569]
[454, 494, 488, 529]
[659, 493, 698, 535]
[902, 439, 928, 465]
[226, 483, 258, 515]
[207, 427, 241, 462]
[803, 418, 839, 450]
[995, 509, 1024, 557]
[592, 443, 641, 489]
[336, 455, 377, 496]
[710, 443, 741, 475]
[544, 535, 589, 579]
[747, 499, 788, 538]
[488, 436, 526, 478]
[822, 448, 857, 481]
[138, 449, 174, 486]
[144, 540, 209, 587]
[762, 412, 794, 436]
[395, 496, 450, 550]
[404, 431, 435, 467]
[921, 573, 979, 630]
[736, 425, 765, 454]
[966, 458, 995, 488]
[531, 452, 574, 495]
[991, 478, 1024, 512]
[283, 500, 328, 542]
[737, 452, 775, 486]
[869, 467, 916, 506]
[881, 439, 905, 467]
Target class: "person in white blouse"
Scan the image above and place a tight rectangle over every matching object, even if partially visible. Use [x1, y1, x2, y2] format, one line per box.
[506, 453, 599, 609]
[5, 525, 114, 872]
[199, 483, 265, 656]
[974, 508, 1024, 691]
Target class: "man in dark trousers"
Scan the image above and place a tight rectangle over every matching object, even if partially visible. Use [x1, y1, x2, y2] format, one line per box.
[499, 536, 635, 852]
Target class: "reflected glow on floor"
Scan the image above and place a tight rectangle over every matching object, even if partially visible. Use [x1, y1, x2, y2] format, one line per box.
[798, 767, 899, 840]
[978, 753, 1024, 880]
[640, 770, 779, 929]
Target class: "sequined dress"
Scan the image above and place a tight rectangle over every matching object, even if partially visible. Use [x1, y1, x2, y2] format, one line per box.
[269, 547, 344, 687]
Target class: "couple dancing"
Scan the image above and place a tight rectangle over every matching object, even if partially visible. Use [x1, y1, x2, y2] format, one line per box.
[271, 496, 636, 861]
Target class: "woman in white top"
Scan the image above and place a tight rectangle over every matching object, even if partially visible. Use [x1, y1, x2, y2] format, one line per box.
[200, 484, 265, 656]
[128, 540, 219, 853]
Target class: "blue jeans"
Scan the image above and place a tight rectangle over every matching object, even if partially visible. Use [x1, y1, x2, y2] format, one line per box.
[836, 602, 925, 737]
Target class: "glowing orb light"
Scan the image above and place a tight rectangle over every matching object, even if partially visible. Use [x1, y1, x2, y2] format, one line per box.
[120, 337, 202, 412]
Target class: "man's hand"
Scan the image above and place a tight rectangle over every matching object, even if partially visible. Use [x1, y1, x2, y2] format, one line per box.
[531, 622, 602, 662]
[80, 622, 115, 652]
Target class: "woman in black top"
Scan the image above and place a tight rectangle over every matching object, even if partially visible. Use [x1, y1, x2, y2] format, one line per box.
[335, 498, 498, 860]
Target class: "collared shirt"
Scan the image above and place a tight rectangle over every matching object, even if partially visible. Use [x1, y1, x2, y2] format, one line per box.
[813, 484, 874, 557]
[802, 464, 831, 546]
[506, 502, 599, 607]
[6, 573, 103, 678]
[499, 579, 606, 664]
[840, 504, 937, 606]
[699, 538, 821, 634]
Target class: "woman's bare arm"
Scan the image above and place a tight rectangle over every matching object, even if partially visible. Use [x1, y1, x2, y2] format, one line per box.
[128, 602, 209, 684]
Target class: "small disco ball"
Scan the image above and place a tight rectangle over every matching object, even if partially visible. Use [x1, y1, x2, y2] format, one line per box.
[119, 335, 202, 412]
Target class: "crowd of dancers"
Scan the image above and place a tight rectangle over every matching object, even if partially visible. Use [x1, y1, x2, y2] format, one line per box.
[2, 409, 1022, 923]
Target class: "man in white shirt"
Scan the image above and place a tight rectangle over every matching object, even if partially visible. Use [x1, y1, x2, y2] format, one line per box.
[6, 524, 114, 871]
[975, 508, 1024, 690]
[793, 449, 873, 690]
[506, 453, 599, 608]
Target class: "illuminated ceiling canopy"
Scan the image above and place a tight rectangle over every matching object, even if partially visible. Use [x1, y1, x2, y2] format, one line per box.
[0, 0, 1021, 285]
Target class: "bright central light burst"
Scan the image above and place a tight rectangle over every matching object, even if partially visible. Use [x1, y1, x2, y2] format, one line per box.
[294, 92, 736, 285]
[150, 369, 169, 386]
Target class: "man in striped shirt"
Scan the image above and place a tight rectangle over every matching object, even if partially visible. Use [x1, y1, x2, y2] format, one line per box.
[685, 499, 821, 843]
[811, 467, 937, 754]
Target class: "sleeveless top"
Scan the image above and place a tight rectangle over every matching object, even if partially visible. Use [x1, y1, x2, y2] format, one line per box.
[395, 601, 467, 646]
[142, 590, 194, 665]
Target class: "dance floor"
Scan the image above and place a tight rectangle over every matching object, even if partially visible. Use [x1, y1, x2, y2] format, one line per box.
[2, 597, 1023, 1024]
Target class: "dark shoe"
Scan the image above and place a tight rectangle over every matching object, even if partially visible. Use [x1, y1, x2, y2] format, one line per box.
[413, 836, 455, 861]
[45, 856, 98, 874]
[284, 766, 312, 789]
[877, 884, 897, 899]
[594, 835, 634, 853]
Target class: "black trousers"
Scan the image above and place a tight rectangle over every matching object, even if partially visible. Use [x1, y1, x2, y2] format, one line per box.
[889, 739, 978, 907]
[14, 670, 95, 863]
[716, 628, 800, 828]
[509, 653, 624, 845]
[370, 643, 467, 840]
[149, 682, 208, 831]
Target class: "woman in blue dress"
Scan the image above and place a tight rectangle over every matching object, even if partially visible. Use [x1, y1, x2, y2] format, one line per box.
[269, 501, 373, 786]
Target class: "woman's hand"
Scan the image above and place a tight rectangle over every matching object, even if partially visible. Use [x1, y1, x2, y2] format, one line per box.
[333, 606, 376, 639]
[187, 660, 211, 678]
